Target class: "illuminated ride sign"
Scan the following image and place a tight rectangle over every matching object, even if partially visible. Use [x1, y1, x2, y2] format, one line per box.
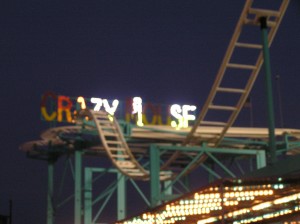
[40, 92, 197, 129]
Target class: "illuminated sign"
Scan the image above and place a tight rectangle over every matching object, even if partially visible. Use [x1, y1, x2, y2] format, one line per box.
[40, 92, 197, 128]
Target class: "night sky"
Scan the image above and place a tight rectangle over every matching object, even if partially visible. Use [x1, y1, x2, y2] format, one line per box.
[1, 0, 300, 223]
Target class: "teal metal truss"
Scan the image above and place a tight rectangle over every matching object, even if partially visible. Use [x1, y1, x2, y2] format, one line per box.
[43, 130, 300, 223]
[44, 141, 269, 223]
[149, 143, 266, 208]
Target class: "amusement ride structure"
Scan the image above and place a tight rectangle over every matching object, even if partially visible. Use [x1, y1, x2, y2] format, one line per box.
[21, 0, 300, 223]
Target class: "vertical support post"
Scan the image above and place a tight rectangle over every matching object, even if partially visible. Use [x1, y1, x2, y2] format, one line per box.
[84, 168, 92, 224]
[163, 180, 172, 198]
[75, 150, 82, 224]
[260, 16, 277, 165]
[256, 150, 267, 169]
[150, 144, 160, 208]
[47, 161, 54, 224]
[117, 172, 126, 220]
[208, 163, 215, 183]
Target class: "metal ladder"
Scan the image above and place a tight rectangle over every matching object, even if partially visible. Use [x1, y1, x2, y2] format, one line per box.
[162, 0, 289, 173]
[185, 0, 289, 147]
[81, 110, 171, 181]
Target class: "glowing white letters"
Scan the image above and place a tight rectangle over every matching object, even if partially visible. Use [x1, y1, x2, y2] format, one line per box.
[132, 97, 143, 126]
[182, 105, 197, 128]
[170, 104, 183, 129]
[90, 98, 119, 116]
[77, 96, 86, 109]
[171, 104, 197, 129]
[91, 98, 103, 111]
[76, 96, 196, 128]
[103, 99, 119, 115]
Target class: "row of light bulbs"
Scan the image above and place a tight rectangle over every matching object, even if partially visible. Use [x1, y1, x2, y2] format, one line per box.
[120, 184, 299, 224]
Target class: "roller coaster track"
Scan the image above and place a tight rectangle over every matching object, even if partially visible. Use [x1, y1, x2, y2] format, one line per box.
[161, 0, 290, 172]
[78, 110, 172, 181]
[187, 0, 289, 146]
[70, 0, 290, 180]
[21, 0, 291, 181]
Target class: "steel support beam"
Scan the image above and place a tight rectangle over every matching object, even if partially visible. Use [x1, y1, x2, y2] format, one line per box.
[157, 144, 266, 166]
[163, 151, 204, 193]
[150, 144, 161, 208]
[155, 144, 267, 181]
[156, 144, 266, 155]
[201, 163, 222, 180]
[163, 180, 172, 198]
[129, 179, 150, 206]
[205, 151, 236, 178]
[84, 168, 127, 223]
[260, 16, 277, 165]
[117, 172, 126, 221]
[47, 161, 54, 224]
[84, 168, 92, 224]
[74, 150, 82, 224]
[256, 150, 267, 169]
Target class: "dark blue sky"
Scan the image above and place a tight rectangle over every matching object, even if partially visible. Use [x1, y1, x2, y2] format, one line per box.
[1, 0, 300, 223]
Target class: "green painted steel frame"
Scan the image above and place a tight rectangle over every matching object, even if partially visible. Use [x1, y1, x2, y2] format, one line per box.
[129, 179, 151, 206]
[45, 143, 268, 223]
[84, 167, 126, 224]
[47, 161, 54, 224]
[44, 139, 300, 223]
[260, 16, 277, 165]
[150, 144, 160, 207]
[74, 150, 82, 224]
[149, 144, 266, 208]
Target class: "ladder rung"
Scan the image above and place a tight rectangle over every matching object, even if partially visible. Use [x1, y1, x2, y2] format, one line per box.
[98, 120, 111, 124]
[99, 124, 115, 129]
[200, 121, 227, 126]
[94, 113, 108, 118]
[235, 42, 262, 49]
[106, 140, 123, 145]
[100, 126, 116, 130]
[97, 116, 114, 121]
[244, 18, 276, 27]
[116, 161, 135, 168]
[217, 87, 246, 94]
[160, 175, 172, 179]
[227, 63, 257, 70]
[249, 8, 280, 17]
[209, 105, 237, 111]
[160, 171, 172, 176]
[103, 132, 118, 137]
[128, 173, 145, 176]
[122, 168, 139, 171]
[267, 21, 276, 27]
[108, 147, 126, 151]
[94, 110, 106, 114]
[123, 169, 143, 173]
[111, 154, 129, 159]
[101, 128, 116, 132]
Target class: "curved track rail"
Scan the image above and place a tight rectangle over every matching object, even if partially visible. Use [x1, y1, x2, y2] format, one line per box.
[161, 0, 290, 172]
[186, 0, 289, 146]
[78, 110, 172, 181]
[20, 0, 293, 181]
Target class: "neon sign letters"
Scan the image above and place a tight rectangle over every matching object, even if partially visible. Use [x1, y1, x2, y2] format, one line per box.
[40, 92, 197, 128]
